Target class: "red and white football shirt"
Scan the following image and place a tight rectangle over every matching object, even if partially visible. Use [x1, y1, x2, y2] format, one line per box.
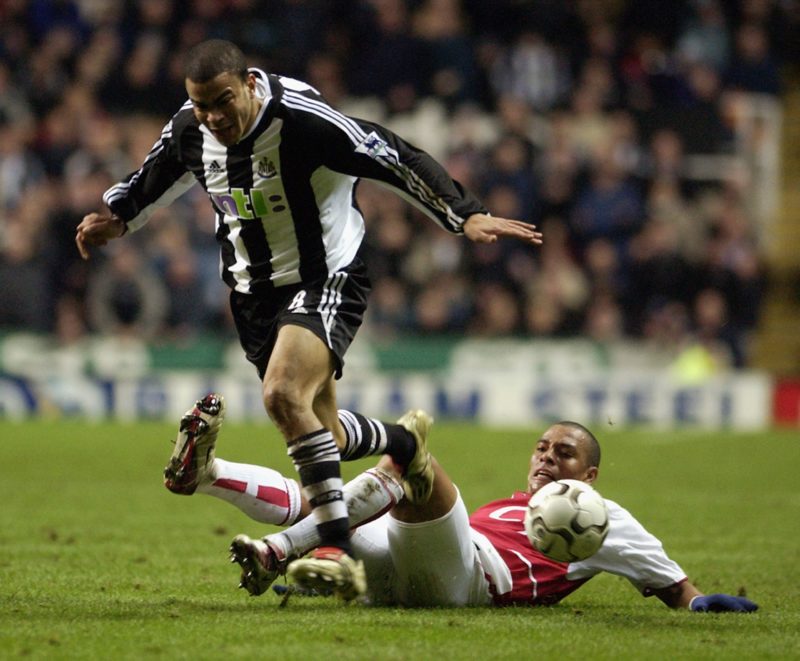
[468, 491, 687, 606]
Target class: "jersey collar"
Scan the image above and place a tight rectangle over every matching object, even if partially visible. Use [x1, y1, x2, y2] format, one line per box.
[240, 67, 272, 141]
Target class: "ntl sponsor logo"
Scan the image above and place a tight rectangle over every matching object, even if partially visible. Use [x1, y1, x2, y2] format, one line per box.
[210, 187, 286, 219]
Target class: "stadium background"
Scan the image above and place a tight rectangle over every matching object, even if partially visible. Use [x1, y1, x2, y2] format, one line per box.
[1, 0, 799, 428]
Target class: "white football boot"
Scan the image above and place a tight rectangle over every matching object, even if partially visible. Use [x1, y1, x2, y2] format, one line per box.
[163, 393, 226, 495]
[229, 534, 290, 596]
[287, 547, 367, 602]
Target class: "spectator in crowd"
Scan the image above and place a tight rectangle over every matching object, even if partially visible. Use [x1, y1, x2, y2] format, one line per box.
[0, 194, 52, 331]
[365, 276, 414, 339]
[347, 0, 424, 100]
[0, 0, 791, 370]
[690, 287, 741, 369]
[675, 0, 730, 73]
[85, 242, 168, 341]
[490, 29, 572, 112]
[525, 216, 589, 336]
[0, 108, 44, 212]
[569, 143, 646, 258]
[411, 0, 480, 106]
[725, 22, 781, 95]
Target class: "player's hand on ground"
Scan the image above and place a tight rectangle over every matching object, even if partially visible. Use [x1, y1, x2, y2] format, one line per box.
[75, 212, 126, 260]
[463, 213, 542, 246]
[690, 594, 758, 612]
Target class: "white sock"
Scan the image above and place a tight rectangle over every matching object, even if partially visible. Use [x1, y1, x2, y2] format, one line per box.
[268, 467, 403, 558]
[196, 459, 303, 526]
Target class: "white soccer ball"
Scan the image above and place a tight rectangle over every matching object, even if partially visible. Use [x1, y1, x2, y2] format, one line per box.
[524, 479, 609, 562]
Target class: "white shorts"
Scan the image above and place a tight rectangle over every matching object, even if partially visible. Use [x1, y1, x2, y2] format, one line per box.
[351, 489, 494, 607]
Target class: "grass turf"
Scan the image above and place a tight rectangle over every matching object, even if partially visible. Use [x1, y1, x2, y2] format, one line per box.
[1, 419, 798, 659]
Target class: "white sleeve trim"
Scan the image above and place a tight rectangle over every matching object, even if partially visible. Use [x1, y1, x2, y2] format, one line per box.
[102, 171, 196, 233]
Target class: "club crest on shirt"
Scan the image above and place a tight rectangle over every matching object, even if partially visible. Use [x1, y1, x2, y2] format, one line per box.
[257, 156, 277, 179]
[356, 132, 388, 159]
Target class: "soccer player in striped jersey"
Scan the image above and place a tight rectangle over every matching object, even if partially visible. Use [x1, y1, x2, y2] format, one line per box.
[75, 39, 542, 600]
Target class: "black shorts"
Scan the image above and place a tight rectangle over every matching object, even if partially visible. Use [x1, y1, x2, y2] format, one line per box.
[230, 257, 371, 380]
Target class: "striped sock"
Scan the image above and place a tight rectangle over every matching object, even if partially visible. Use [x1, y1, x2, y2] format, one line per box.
[338, 410, 416, 466]
[269, 467, 404, 559]
[287, 428, 351, 555]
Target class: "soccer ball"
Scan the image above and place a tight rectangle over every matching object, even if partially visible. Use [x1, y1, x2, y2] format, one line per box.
[524, 479, 609, 562]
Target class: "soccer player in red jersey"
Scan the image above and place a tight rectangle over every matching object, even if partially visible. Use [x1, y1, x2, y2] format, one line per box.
[163, 394, 755, 611]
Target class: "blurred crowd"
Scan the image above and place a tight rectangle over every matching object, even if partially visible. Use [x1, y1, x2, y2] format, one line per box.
[1, 0, 798, 370]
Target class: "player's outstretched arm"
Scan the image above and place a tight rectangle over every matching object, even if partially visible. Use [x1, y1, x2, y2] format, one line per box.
[463, 213, 543, 246]
[75, 212, 127, 260]
[651, 580, 701, 608]
[652, 580, 757, 612]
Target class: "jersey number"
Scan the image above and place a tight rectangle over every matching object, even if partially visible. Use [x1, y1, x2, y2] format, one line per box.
[288, 291, 308, 314]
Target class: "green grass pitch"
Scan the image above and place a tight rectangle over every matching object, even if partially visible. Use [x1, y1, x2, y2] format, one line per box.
[1, 418, 798, 659]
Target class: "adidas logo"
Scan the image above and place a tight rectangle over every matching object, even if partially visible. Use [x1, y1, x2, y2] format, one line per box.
[257, 157, 277, 179]
[208, 160, 224, 174]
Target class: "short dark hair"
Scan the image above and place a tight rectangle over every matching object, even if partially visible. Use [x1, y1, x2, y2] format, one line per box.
[185, 39, 248, 83]
[556, 420, 601, 468]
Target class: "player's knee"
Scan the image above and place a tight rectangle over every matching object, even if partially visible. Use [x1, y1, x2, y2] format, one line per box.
[262, 378, 303, 428]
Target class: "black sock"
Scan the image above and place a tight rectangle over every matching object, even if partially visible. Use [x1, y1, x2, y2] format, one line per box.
[338, 410, 416, 466]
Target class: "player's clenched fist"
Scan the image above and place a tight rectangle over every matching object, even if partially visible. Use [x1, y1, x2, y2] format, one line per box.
[75, 212, 126, 260]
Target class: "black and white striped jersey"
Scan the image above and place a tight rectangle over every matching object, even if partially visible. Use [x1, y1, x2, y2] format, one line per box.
[103, 69, 487, 294]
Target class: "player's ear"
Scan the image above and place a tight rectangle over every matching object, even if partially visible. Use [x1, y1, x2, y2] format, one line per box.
[582, 466, 598, 484]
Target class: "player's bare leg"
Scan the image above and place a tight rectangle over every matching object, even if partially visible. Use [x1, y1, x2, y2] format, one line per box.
[263, 324, 364, 600]
[312, 373, 346, 449]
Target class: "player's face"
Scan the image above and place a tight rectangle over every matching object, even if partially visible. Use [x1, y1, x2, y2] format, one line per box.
[186, 72, 260, 147]
[527, 424, 597, 494]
